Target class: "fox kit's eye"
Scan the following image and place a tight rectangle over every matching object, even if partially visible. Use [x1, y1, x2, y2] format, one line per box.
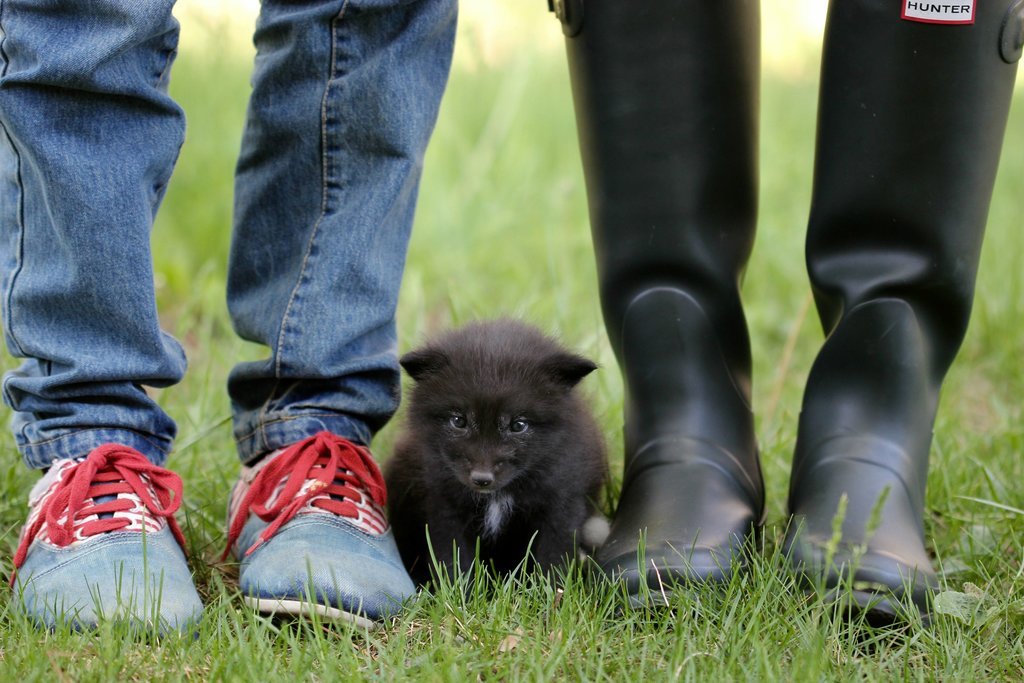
[449, 414, 467, 429]
[509, 418, 529, 434]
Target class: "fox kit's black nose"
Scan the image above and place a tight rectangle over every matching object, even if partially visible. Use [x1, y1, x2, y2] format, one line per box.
[470, 471, 494, 488]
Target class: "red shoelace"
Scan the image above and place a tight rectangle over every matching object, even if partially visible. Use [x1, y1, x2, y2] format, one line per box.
[222, 432, 387, 559]
[10, 444, 186, 585]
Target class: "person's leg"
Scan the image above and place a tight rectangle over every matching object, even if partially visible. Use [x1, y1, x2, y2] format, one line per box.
[224, 0, 456, 623]
[0, 0, 185, 465]
[0, 0, 201, 630]
[556, 1, 764, 602]
[787, 0, 1021, 622]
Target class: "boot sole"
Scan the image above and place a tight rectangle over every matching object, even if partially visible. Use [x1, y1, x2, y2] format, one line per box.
[816, 584, 931, 628]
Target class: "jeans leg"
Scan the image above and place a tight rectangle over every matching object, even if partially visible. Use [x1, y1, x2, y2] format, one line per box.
[228, 0, 457, 462]
[0, 0, 186, 468]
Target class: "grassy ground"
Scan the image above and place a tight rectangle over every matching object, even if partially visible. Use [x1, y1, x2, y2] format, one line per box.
[2, 4, 1023, 680]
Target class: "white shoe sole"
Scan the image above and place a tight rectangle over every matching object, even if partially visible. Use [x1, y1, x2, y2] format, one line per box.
[244, 597, 376, 629]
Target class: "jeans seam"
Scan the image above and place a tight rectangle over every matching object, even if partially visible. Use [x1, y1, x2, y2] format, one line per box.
[260, 0, 350, 449]
[20, 426, 168, 448]
[0, 129, 25, 358]
[0, 3, 29, 360]
[19, 427, 172, 469]
[235, 413, 355, 443]
[0, 0, 8, 78]
[155, 32, 177, 90]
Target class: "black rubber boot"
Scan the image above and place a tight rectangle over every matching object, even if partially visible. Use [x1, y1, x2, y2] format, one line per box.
[785, 1, 1022, 622]
[557, 1, 765, 600]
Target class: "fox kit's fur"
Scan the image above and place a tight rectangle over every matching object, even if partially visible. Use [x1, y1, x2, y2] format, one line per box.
[385, 320, 608, 584]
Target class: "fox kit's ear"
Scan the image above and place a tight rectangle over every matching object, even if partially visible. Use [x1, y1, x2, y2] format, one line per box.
[400, 348, 451, 381]
[541, 352, 598, 388]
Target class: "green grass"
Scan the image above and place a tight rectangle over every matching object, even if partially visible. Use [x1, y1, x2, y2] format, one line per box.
[2, 11, 1024, 681]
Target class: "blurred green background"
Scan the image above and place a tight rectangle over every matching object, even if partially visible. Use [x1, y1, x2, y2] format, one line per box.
[0, 0, 1017, 541]
[0, 2, 1021, 677]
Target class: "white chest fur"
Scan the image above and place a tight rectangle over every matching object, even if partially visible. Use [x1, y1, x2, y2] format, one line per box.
[482, 492, 514, 539]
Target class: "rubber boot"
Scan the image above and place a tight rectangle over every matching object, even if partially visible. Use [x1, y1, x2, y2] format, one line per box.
[785, 0, 1022, 622]
[556, 1, 765, 601]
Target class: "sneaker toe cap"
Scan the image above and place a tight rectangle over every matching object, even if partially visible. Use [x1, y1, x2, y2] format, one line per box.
[237, 515, 415, 621]
[14, 529, 203, 633]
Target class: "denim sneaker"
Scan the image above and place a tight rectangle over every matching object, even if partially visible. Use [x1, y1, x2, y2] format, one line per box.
[223, 431, 415, 627]
[11, 444, 203, 632]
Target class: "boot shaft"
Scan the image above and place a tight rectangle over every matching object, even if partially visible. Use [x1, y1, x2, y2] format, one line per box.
[808, 0, 1021, 371]
[562, 2, 762, 464]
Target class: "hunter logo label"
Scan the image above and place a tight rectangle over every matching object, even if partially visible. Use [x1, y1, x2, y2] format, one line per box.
[902, 1, 976, 24]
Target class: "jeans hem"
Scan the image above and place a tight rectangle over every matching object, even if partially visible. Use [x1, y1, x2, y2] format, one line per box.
[18, 428, 173, 469]
[233, 413, 373, 464]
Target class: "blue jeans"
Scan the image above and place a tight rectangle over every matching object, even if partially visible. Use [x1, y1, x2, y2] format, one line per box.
[0, 0, 456, 469]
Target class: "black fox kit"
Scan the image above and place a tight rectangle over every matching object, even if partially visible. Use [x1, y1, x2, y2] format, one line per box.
[385, 320, 609, 584]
